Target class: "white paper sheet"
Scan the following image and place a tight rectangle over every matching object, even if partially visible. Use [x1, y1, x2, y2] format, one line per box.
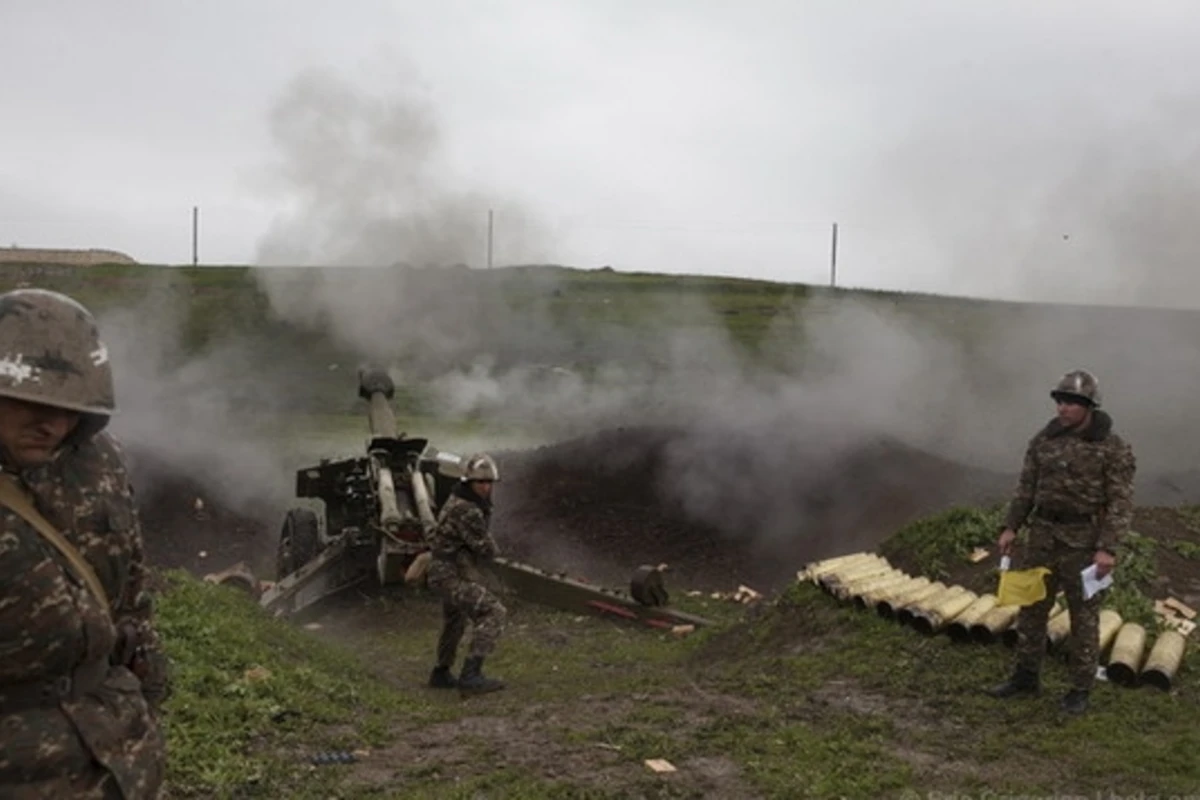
[1081, 564, 1113, 600]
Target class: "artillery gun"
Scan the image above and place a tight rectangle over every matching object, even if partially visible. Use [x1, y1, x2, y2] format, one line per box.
[214, 368, 710, 631]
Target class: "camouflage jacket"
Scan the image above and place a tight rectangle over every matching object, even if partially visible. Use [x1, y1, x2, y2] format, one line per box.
[1003, 410, 1136, 552]
[426, 484, 498, 585]
[0, 432, 166, 799]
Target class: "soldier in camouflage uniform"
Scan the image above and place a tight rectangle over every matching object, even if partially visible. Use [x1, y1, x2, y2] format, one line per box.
[425, 453, 507, 696]
[0, 289, 168, 798]
[986, 369, 1136, 715]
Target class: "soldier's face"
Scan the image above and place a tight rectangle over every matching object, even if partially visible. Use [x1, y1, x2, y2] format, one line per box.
[471, 480, 494, 500]
[0, 397, 80, 468]
[1055, 398, 1091, 428]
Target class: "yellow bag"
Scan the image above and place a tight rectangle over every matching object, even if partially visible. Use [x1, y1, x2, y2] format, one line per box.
[996, 566, 1052, 607]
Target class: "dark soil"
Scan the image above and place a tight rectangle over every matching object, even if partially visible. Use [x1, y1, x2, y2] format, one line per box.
[491, 425, 1014, 592]
[128, 424, 1200, 598]
[127, 448, 279, 579]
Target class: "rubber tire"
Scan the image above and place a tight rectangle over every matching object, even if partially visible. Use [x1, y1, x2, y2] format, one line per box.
[276, 507, 321, 579]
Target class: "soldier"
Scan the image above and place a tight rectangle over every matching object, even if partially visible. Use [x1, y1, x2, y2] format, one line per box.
[425, 452, 507, 696]
[986, 369, 1136, 715]
[0, 289, 168, 798]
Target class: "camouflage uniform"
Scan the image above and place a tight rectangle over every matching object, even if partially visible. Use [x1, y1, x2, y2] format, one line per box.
[426, 485, 507, 666]
[1001, 371, 1136, 694]
[0, 289, 168, 798]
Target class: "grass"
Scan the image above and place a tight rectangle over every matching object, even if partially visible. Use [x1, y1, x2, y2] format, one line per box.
[12, 261, 1195, 795]
[156, 572, 445, 797]
[696, 582, 1200, 796]
[153, 542, 1200, 799]
[1108, 530, 1160, 628]
[878, 505, 1188, 632]
[1170, 539, 1200, 559]
[878, 505, 1005, 579]
[1177, 505, 1200, 533]
[14, 260, 1197, 417]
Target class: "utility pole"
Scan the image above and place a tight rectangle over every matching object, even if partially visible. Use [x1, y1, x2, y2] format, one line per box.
[192, 206, 199, 266]
[487, 208, 494, 268]
[829, 221, 839, 287]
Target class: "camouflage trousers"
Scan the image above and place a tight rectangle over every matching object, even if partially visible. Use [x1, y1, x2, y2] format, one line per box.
[0, 664, 165, 799]
[1014, 529, 1102, 691]
[430, 575, 508, 665]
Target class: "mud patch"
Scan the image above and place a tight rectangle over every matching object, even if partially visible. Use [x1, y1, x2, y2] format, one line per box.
[337, 690, 763, 799]
[810, 679, 956, 735]
[807, 679, 1034, 791]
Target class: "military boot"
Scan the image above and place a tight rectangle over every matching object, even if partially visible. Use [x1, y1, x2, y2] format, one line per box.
[428, 665, 457, 689]
[985, 668, 1040, 699]
[1060, 688, 1089, 715]
[458, 656, 505, 696]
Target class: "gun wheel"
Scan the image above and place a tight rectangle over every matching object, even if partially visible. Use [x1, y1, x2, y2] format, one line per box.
[276, 508, 321, 580]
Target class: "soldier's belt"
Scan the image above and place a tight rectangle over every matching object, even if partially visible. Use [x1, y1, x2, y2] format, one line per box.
[0, 658, 109, 714]
[1033, 507, 1094, 525]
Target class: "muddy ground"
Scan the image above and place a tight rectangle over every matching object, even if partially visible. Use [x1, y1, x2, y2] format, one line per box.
[130, 423, 1200, 595]
[129, 424, 1017, 592]
[138, 424, 1200, 798]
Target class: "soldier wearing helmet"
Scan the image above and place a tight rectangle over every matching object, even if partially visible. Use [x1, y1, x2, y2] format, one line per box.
[986, 368, 1136, 716]
[423, 452, 507, 695]
[0, 289, 167, 797]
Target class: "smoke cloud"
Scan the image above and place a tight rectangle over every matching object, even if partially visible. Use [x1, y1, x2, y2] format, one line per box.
[229, 59, 1200, 583]
[249, 65, 557, 373]
[847, 88, 1200, 308]
[98, 277, 294, 517]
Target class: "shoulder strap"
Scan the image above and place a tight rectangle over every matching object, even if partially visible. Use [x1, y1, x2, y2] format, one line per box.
[0, 473, 111, 611]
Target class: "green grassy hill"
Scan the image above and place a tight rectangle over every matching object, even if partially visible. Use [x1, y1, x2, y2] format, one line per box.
[159, 556, 1199, 799]
[10, 259, 1200, 422]
[5, 262, 1199, 797]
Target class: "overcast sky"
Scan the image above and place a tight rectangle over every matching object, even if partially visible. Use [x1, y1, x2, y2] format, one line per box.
[4, 1, 1200, 304]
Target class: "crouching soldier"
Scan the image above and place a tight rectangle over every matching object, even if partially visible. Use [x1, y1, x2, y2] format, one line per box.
[0, 289, 169, 798]
[426, 453, 507, 696]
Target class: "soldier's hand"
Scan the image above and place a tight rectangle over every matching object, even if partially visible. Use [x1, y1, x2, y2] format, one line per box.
[997, 528, 1017, 556]
[1093, 549, 1116, 578]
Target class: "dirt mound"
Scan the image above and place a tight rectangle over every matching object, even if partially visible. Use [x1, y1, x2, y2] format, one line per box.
[131, 421, 1200, 599]
[493, 425, 1014, 592]
[128, 425, 1014, 594]
[127, 447, 276, 578]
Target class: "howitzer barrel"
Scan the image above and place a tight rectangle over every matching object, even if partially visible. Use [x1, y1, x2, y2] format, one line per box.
[368, 395, 398, 439]
[358, 368, 405, 533]
[359, 368, 399, 439]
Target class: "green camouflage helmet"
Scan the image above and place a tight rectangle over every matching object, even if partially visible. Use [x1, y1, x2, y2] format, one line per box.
[1050, 368, 1101, 407]
[0, 289, 115, 427]
[462, 452, 500, 482]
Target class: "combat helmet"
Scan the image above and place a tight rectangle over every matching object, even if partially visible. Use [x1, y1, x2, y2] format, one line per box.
[462, 452, 500, 482]
[1050, 369, 1101, 408]
[0, 288, 115, 437]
